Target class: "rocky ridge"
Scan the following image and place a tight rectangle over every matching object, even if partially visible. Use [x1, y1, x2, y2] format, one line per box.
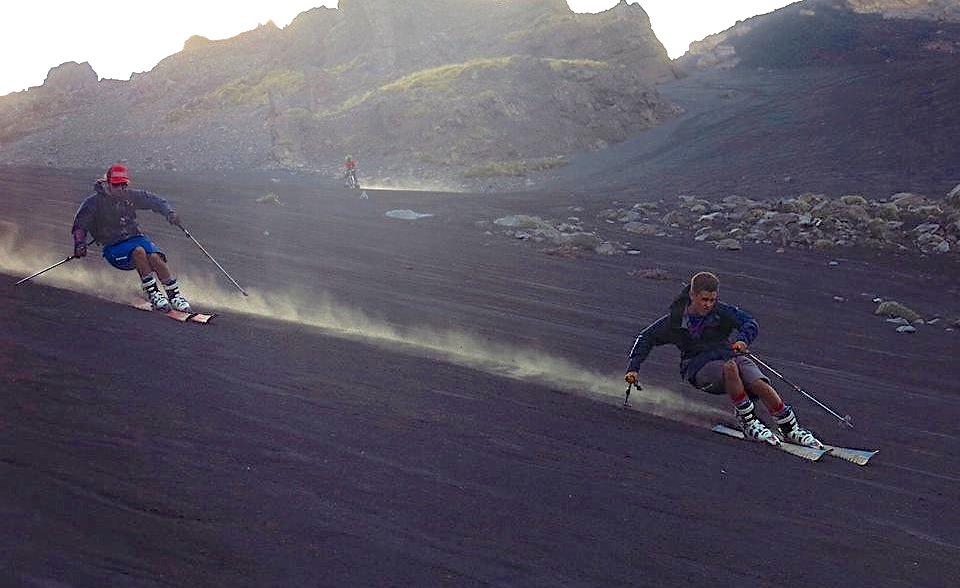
[0, 0, 678, 185]
[678, 0, 960, 72]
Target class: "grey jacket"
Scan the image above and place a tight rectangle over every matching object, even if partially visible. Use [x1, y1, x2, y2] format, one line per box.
[72, 179, 174, 247]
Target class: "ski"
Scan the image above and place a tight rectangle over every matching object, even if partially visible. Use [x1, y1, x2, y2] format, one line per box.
[712, 423, 827, 461]
[768, 430, 877, 466]
[820, 443, 878, 466]
[130, 299, 216, 324]
[713, 424, 877, 465]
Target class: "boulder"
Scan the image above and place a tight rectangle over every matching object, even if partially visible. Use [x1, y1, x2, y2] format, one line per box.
[875, 300, 921, 322]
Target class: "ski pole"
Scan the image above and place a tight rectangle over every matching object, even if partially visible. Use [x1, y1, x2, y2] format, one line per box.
[176, 224, 249, 296]
[746, 352, 854, 428]
[15, 255, 77, 285]
[623, 381, 641, 408]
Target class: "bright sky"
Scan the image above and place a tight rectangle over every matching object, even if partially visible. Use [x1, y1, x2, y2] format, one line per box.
[0, 0, 795, 97]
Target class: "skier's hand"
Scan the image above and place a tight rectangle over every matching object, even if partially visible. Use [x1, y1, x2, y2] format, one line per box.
[625, 371, 639, 385]
[166, 211, 180, 226]
[731, 340, 748, 353]
[73, 242, 87, 258]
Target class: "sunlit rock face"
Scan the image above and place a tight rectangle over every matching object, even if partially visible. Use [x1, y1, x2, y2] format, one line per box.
[0, 0, 678, 179]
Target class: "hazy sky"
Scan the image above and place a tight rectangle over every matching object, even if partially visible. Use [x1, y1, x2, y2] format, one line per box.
[0, 0, 795, 96]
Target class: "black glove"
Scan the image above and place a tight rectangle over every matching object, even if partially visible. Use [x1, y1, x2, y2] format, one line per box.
[166, 211, 180, 226]
[73, 242, 87, 258]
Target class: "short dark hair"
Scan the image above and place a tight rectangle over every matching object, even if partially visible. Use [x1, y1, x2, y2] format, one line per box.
[690, 271, 719, 294]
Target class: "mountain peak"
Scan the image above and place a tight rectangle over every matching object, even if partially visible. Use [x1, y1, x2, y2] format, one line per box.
[0, 0, 676, 180]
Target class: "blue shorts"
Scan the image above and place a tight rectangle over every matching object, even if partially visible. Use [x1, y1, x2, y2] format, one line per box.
[102, 236, 166, 271]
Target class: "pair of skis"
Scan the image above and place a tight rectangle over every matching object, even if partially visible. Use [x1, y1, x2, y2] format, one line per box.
[130, 299, 216, 324]
[712, 423, 878, 466]
[623, 352, 878, 466]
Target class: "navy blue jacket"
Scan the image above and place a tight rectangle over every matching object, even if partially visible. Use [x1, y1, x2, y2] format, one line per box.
[72, 179, 174, 247]
[627, 289, 759, 383]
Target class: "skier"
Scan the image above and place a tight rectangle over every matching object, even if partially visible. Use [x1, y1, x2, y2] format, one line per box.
[624, 271, 821, 447]
[344, 155, 359, 188]
[71, 163, 192, 312]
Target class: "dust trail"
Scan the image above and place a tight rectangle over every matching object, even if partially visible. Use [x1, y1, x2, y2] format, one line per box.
[2, 231, 724, 425]
[355, 178, 466, 193]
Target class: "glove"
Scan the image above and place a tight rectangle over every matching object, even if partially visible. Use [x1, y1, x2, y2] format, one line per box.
[731, 341, 748, 353]
[624, 372, 638, 385]
[72, 228, 87, 257]
[166, 211, 180, 226]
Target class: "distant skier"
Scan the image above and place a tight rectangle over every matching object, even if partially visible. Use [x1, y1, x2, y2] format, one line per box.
[344, 155, 359, 188]
[71, 163, 192, 312]
[624, 271, 821, 447]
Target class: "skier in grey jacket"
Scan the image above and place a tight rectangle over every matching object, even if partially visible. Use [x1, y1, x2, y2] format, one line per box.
[71, 163, 191, 312]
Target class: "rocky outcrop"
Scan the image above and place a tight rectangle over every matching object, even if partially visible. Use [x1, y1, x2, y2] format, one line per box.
[677, 0, 960, 72]
[486, 183, 960, 259]
[602, 186, 960, 256]
[41, 62, 98, 95]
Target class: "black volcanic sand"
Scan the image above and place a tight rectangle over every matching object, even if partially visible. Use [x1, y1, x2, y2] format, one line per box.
[548, 60, 960, 201]
[1, 166, 958, 587]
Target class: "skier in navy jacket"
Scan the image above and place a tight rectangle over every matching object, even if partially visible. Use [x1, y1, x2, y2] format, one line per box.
[625, 271, 821, 447]
[71, 163, 191, 312]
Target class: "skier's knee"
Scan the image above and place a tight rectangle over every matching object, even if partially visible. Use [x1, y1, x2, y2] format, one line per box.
[722, 359, 740, 378]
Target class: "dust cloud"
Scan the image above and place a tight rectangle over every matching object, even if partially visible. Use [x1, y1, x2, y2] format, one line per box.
[353, 178, 465, 193]
[1, 229, 723, 426]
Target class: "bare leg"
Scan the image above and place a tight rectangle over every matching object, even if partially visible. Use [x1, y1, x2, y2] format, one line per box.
[723, 359, 786, 413]
[722, 359, 747, 403]
[129, 247, 173, 282]
[147, 252, 172, 282]
[724, 359, 777, 441]
[746, 379, 787, 414]
[130, 246, 153, 278]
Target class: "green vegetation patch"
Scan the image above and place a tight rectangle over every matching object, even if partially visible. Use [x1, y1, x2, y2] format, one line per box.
[166, 69, 305, 122]
[327, 57, 363, 76]
[208, 69, 305, 108]
[319, 57, 518, 117]
[545, 58, 610, 71]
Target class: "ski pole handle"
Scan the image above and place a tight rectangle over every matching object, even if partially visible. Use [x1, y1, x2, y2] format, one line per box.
[623, 381, 641, 408]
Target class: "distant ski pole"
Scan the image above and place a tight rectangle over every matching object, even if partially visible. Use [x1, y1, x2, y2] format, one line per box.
[15, 255, 77, 285]
[176, 224, 248, 296]
[746, 352, 854, 428]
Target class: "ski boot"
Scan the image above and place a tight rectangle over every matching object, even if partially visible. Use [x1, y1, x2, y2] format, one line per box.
[736, 400, 776, 443]
[776, 407, 823, 449]
[163, 278, 192, 312]
[142, 274, 172, 312]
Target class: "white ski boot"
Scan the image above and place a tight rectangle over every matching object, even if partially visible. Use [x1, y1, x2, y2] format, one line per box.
[740, 416, 776, 443]
[142, 276, 171, 312]
[168, 293, 192, 312]
[163, 278, 192, 312]
[777, 409, 823, 448]
[736, 400, 776, 443]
